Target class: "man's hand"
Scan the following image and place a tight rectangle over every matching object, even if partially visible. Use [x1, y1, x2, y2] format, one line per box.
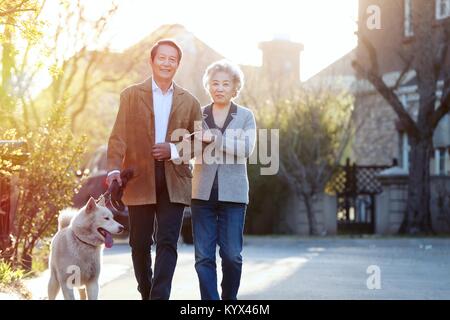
[152, 143, 171, 160]
[106, 171, 122, 187]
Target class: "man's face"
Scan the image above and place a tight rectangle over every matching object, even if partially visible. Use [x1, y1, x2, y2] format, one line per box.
[150, 44, 179, 82]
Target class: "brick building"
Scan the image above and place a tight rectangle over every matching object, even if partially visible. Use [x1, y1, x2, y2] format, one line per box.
[308, 0, 450, 175]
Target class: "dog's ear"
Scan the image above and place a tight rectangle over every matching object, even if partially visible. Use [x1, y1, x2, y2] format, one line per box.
[85, 196, 97, 214]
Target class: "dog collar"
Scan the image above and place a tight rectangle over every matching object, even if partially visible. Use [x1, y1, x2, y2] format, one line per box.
[73, 232, 97, 248]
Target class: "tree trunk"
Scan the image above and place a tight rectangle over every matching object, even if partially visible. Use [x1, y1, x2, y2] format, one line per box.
[20, 250, 33, 272]
[400, 135, 434, 234]
[301, 193, 319, 236]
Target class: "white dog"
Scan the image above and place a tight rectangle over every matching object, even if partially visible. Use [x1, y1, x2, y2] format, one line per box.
[48, 197, 124, 300]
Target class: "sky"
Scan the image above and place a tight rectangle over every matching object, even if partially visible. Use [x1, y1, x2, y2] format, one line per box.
[42, 0, 359, 81]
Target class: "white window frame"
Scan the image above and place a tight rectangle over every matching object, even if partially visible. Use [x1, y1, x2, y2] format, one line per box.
[401, 92, 419, 120]
[439, 148, 447, 175]
[402, 133, 410, 171]
[436, 0, 450, 20]
[445, 149, 450, 175]
[432, 148, 448, 175]
[404, 0, 414, 37]
[435, 149, 441, 175]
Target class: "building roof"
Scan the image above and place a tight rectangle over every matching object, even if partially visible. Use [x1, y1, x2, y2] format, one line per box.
[304, 49, 358, 92]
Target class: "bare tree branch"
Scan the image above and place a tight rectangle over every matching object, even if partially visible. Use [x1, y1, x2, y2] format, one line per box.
[358, 32, 380, 75]
[0, 0, 35, 17]
[430, 19, 450, 129]
[394, 52, 414, 90]
[352, 60, 419, 138]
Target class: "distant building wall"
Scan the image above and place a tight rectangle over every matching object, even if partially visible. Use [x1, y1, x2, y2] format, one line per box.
[376, 170, 450, 234]
[278, 193, 337, 236]
[352, 91, 400, 166]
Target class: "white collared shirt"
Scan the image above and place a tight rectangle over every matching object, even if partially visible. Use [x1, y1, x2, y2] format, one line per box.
[107, 79, 179, 178]
[152, 78, 179, 160]
[152, 79, 172, 142]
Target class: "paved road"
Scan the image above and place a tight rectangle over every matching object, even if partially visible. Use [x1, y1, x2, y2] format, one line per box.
[99, 236, 450, 300]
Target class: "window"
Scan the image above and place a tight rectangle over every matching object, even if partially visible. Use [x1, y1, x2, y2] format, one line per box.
[446, 149, 450, 175]
[434, 149, 440, 175]
[436, 0, 450, 20]
[401, 93, 419, 121]
[404, 0, 414, 37]
[439, 149, 446, 175]
[437, 148, 449, 175]
[399, 132, 411, 171]
[398, 94, 416, 172]
[433, 148, 448, 175]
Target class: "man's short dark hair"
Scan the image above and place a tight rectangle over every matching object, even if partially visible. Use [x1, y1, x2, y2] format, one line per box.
[150, 39, 183, 63]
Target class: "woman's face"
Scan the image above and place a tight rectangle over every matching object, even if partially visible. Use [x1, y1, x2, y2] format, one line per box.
[208, 71, 236, 105]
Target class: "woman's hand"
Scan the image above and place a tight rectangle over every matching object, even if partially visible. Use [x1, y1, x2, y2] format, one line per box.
[196, 130, 215, 143]
[184, 130, 215, 143]
[183, 132, 194, 142]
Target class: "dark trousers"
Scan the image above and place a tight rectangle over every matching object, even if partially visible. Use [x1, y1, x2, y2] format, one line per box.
[128, 161, 185, 300]
[191, 186, 247, 300]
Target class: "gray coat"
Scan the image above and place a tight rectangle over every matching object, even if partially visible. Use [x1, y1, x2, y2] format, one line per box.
[191, 103, 256, 204]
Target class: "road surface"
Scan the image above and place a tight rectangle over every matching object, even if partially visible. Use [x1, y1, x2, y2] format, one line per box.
[97, 236, 450, 300]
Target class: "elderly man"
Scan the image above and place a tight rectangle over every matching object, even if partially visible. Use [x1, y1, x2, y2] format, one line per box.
[107, 39, 201, 300]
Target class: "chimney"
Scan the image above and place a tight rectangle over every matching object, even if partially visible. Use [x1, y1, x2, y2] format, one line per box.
[259, 36, 304, 83]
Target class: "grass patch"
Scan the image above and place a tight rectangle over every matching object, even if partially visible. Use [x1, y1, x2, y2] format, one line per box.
[0, 259, 31, 299]
[29, 238, 51, 277]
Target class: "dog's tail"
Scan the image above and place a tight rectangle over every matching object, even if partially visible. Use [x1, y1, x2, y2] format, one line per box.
[58, 208, 76, 230]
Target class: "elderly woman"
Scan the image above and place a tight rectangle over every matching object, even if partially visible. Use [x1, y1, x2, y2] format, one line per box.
[190, 60, 256, 300]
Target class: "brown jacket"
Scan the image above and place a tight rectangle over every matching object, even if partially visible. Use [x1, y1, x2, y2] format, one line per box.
[107, 77, 202, 206]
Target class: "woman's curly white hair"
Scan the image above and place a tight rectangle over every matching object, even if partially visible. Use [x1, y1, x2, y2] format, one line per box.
[202, 59, 245, 97]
